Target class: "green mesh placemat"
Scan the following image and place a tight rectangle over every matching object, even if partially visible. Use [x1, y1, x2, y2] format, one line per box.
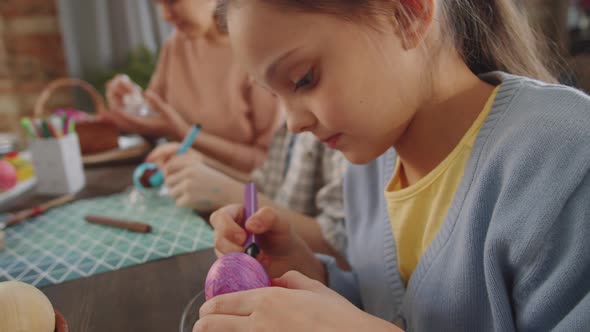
[0, 192, 213, 288]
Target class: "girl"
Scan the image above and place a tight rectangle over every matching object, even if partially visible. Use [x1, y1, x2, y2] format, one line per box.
[202, 0, 590, 331]
[103, 0, 281, 172]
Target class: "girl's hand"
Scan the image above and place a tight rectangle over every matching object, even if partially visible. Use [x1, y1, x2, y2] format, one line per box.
[158, 146, 239, 211]
[195, 271, 401, 332]
[210, 205, 325, 281]
[146, 143, 190, 169]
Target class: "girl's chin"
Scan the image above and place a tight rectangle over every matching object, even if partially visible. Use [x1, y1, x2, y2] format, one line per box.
[342, 148, 384, 165]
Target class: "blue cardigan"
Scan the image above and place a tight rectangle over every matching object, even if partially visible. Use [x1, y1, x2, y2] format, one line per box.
[319, 72, 590, 331]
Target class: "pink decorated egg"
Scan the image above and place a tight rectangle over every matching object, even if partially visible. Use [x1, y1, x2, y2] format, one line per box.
[205, 252, 270, 300]
[0, 160, 17, 191]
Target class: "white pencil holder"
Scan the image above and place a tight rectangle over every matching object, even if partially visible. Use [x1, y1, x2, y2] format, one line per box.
[30, 133, 86, 195]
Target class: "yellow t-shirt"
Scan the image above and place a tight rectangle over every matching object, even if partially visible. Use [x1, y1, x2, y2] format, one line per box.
[385, 87, 499, 285]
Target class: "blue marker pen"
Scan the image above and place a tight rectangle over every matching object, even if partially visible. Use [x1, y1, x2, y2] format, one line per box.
[177, 124, 201, 155]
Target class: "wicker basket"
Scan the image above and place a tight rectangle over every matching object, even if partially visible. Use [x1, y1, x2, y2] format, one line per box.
[34, 78, 119, 155]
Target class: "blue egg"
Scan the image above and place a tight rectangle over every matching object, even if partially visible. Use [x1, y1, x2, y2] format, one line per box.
[133, 162, 164, 189]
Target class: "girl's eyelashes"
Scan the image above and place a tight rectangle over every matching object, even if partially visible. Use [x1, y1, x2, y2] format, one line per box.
[294, 69, 315, 92]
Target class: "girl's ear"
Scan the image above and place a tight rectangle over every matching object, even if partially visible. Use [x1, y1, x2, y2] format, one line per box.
[392, 0, 435, 50]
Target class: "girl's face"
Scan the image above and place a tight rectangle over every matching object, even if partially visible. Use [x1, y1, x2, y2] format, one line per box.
[227, 2, 428, 164]
[157, 0, 217, 38]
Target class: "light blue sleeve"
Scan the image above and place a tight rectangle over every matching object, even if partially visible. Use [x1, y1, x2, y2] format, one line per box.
[512, 171, 590, 331]
[316, 254, 363, 309]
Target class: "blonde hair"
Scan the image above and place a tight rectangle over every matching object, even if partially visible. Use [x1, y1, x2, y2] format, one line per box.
[218, 0, 558, 83]
[443, 0, 556, 82]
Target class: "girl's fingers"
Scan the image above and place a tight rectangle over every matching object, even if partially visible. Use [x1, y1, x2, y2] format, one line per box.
[199, 290, 265, 317]
[213, 230, 245, 255]
[146, 143, 180, 163]
[210, 205, 244, 226]
[166, 171, 186, 193]
[244, 207, 289, 236]
[164, 155, 196, 176]
[168, 180, 185, 200]
[176, 193, 192, 208]
[193, 314, 246, 332]
[210, 205, 248, 254]
[272, 270, 325, 292]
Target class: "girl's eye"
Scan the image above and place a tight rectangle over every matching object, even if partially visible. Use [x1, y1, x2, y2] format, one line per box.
[294, 69, 314, 92]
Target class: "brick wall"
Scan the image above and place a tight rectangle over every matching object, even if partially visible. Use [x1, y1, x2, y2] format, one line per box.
[0, 0, 68, 133]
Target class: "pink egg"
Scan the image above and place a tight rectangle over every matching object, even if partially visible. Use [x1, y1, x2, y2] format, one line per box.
[0, 160, 17, 191]
[205, 252, 270, 300]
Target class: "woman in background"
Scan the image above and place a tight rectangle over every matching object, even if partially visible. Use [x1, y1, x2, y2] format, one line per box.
[103, 0, 281, 172]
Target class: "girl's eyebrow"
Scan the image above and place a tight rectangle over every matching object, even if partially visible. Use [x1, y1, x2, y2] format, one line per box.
[264, 47, 301, 83]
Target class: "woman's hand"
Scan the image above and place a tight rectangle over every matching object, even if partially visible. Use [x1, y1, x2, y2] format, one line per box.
[99, 108, 170, 138]
[103, 77, 190, 139]
[195, 271, 401, 332]
[105, 74, 135, 112]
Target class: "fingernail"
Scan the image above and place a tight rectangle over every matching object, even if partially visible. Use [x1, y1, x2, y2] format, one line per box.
[249, 218, 262, 230]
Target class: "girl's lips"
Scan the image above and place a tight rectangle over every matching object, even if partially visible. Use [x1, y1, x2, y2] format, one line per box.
[322, 133, 342, 149]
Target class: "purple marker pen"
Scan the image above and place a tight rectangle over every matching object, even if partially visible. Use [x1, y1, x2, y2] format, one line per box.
[243, 182, 260, 258]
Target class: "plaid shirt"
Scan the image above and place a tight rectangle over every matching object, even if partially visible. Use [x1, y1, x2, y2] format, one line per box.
[252, 125, 348, 253]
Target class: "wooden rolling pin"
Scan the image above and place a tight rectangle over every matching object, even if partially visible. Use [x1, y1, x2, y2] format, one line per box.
[84, 215, 152, 234]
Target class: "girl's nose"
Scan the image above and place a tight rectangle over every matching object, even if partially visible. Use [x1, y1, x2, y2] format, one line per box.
[285, 104, 317, 134]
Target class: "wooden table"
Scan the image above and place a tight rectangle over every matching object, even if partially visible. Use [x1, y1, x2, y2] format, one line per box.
[1, 164, 216, 332]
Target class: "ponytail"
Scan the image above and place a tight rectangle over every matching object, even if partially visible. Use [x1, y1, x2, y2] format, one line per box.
[445, 0, 558, 83]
